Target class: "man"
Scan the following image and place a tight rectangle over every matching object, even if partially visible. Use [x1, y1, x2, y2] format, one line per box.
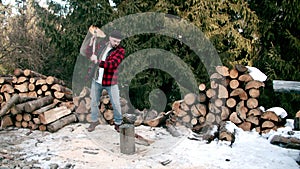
[85, 26, 125, 132]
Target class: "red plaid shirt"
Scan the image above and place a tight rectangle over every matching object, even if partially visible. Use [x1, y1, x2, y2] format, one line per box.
[85, 40, 125, 86]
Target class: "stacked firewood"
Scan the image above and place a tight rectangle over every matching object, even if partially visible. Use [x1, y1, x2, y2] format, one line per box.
[73, 86, 129, 124]
[73, 86, 171, 127]
[0, 68, 76, 132]
[167, 64, 286, 141]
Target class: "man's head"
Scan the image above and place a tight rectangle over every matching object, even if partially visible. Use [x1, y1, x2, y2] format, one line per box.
[109, 30, 122, 48]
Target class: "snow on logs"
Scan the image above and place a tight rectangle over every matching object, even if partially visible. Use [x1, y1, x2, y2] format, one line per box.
[167, 64, 287, 143]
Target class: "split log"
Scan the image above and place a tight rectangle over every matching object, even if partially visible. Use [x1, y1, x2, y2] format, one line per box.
[79, 86, 91, 97]
[246, 115, 259, 126]
[101, 95, 110, 105]
[262, 121, 275, 129]
[191, 103, 207, 117]
[210, 72, 223, 80]
[53, 91, 72, 100]
[51, 84, 72, 94]
[47, 114, 77, 132]
[103, 109, 114, 121]
[0, 115, 13, 129]
[32, 102, 59, 115]
[218, 85, 228, 98]
[1, 84, 14, 93]
[245, 80, 265, 90]
[39, 106, 72, 124]
[144, 112, 166, 127]
[238, 121, 252, 131]
[216, 66, 229, 76]
[230, 88, 248, 100]
[220, 106, 230, 121]
[210, 81, 218, 89]
[35, 79, 47, 86]
[261, 111, 279, 122]
[14, 82, 29, 93]
[238, 74, 253, 82]
[218, 121, 236, 146]
[75, 100, 88, 114]
[16, 76, 28, 84]
[3, 93, 11, 102]
[248, 108, 262, 116]
[229, 112, 242, 124]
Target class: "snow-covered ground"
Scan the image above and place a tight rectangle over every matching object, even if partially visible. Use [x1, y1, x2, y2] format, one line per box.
[1, 119, 299, 169]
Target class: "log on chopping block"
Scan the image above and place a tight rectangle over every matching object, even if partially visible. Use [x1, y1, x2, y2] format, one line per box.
[39, 106, 72, 125]
[47, 114, 77, 132]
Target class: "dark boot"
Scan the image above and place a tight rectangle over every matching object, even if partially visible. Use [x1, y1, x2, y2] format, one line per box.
[87, 121, 100, 132]
[114, 123, 121, 132]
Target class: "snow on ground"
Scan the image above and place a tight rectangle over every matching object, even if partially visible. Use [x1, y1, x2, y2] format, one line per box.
[1, 120, 299, 169]
[1, 119, 300, 169]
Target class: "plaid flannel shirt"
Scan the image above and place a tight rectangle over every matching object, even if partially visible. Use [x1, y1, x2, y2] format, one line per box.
[85, 39, 125, 86]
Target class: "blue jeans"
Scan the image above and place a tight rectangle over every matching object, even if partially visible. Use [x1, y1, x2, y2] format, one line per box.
[90, 80, 123, 125]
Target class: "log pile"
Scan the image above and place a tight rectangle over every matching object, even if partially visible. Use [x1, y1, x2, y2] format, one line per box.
[167, 64, 287, 142]
[73, 87, 129, 124]
[0, 68, 76, 132]
[73, 86, 170, 128]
